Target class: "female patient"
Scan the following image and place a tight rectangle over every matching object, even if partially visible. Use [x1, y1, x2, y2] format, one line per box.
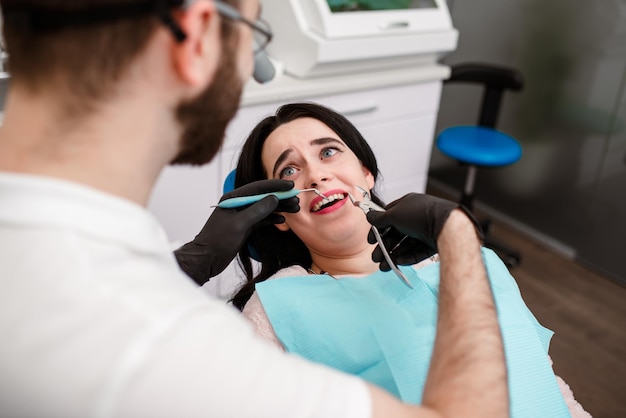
[230, 102, 589, 418]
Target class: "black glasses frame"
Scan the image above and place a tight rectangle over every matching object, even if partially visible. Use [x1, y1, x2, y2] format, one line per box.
[163, 1, 273, 54]
[213, 2, 272, 54]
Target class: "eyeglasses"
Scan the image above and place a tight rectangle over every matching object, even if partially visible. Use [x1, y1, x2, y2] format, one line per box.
[213, 2, 273, 55]
[163, 1, 273, 55]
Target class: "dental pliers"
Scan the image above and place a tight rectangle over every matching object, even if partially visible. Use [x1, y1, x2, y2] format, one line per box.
[348, 186, 413, 289]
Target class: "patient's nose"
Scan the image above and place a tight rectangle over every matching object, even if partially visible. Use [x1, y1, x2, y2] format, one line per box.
[310, 177, 328, 188]
[308, 161, 334, 188]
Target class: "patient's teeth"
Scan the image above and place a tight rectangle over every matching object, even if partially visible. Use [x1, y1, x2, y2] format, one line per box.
[311, 193, 346, 212]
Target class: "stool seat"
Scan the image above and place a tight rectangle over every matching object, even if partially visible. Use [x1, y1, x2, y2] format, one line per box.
[437, 126, 522, 167]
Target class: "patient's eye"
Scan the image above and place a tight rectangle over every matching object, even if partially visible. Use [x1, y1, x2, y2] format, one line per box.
[279, 166, 297, 178]
[321, 147, 340, 159]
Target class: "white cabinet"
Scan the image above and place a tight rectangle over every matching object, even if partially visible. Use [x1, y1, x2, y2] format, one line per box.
[220, 81, 441, 203]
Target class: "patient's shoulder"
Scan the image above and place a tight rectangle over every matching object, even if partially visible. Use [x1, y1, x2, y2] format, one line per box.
[412, 254, 440, 270]
[242, 291, 285, 350]
[269, 265, 309, 280]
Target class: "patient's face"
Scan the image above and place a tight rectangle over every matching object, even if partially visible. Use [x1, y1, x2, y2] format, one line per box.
[261, 117, 376, 257]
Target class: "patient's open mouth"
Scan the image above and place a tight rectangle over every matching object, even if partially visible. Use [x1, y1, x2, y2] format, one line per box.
[311, 193, 347, 213]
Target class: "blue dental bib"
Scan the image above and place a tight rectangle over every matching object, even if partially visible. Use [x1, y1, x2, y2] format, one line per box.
[256, 249, 571, 417]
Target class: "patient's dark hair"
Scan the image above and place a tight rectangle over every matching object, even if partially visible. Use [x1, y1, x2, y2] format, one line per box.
[230, 102, 384, 310]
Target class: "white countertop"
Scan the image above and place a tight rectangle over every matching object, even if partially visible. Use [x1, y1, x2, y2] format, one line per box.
[241, 64, 450, 107]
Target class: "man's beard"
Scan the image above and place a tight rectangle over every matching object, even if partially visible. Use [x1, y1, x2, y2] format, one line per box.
[171, 44, 243, 166]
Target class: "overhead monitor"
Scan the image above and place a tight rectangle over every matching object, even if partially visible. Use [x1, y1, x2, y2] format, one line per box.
[262, 0, 458, 78]
[303, 0, 451, 39]
[326, 0, 437, 12]
[314, 0, 450, 38]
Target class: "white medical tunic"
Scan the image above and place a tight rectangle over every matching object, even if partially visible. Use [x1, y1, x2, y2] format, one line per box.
[0, 172, 370, 418]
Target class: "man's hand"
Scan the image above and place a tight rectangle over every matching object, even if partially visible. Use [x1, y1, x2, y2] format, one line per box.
[366, 193, 482, 270]
[174, 180, 298, 285]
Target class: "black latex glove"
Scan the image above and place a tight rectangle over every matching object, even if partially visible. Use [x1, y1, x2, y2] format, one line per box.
[174, 179, 299, 285]
[366, 193, 482, 271]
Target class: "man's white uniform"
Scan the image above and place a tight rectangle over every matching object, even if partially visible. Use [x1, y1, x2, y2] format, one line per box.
[0, 172, 370, 418]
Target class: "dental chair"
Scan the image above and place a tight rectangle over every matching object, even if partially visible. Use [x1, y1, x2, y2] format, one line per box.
[223, 169, 237, 196]
[435, 63, 524, 268]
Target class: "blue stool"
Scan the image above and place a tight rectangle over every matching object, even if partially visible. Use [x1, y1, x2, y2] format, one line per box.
[436, 63, 524, 267]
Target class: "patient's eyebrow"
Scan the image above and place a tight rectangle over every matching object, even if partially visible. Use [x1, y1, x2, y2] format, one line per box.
[272, 148, 293, 178]
[271, 137, 344, 178]
[311, 137, 343, 147]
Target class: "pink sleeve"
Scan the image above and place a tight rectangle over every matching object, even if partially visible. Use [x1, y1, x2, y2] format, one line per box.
[242, 291, 285, 351]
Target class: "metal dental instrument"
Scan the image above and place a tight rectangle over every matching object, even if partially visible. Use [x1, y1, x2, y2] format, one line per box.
[217, 188, 324, 209]
[348, 186, 413, 289]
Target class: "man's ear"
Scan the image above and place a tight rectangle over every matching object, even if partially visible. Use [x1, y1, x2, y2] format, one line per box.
[171, 1, 221, 87]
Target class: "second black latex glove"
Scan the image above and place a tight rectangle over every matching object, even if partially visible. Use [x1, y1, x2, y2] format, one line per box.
[175, 179, 299, 285]
[370, 228, 437, 272]
[366, 193, 482, 270]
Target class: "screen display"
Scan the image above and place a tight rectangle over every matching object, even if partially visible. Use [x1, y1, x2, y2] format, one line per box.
[327, 0, 438, 12]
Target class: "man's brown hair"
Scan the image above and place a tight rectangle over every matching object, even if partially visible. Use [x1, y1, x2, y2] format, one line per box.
[0, 0, 239, 113]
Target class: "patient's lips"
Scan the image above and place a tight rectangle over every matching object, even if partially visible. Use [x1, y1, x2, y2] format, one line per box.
[310, 189, 348, 214]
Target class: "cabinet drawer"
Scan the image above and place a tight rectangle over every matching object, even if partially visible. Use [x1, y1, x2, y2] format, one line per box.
[313, 81, 442, 128]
